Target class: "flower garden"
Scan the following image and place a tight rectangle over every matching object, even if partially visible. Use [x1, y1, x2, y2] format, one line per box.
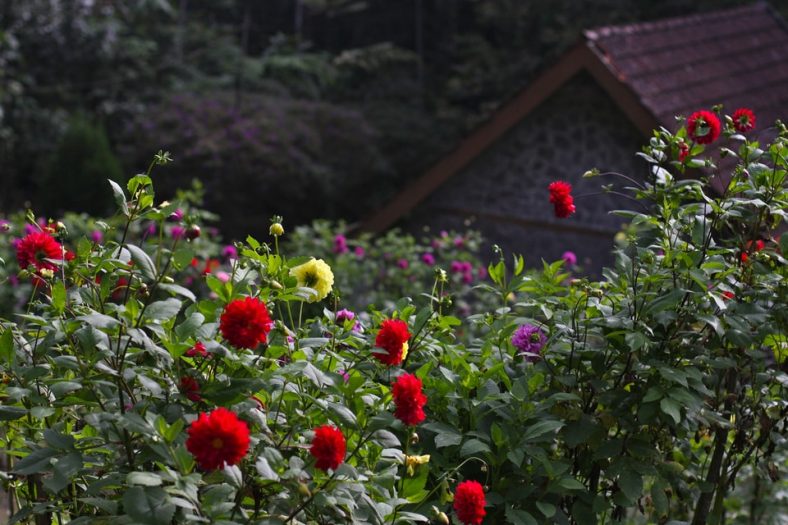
[0, 109, 786, 524]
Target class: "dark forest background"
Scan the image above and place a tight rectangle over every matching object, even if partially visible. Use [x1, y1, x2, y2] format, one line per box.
[1, 0, 782, 238]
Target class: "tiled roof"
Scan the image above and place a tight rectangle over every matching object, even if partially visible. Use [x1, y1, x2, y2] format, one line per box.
[585, 2, 788, 129]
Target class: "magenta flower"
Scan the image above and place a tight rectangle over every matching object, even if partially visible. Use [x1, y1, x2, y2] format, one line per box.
[336, 309, 356, 323]
[90, 230, 104, 243]
[333, 234, 349, 254]
[354, 246, 365, 258]
[561, 251, 577, 266]
[397, 258, 409, 269]
[222, 245, 238, 260]
[171, 226, 185, 240]
[511, 324, 546, 362]
[421, 253, 436, 265]
[167, 209, 184, 223]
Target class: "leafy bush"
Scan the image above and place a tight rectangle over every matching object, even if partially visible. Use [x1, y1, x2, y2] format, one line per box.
[0, 111, 786, 525]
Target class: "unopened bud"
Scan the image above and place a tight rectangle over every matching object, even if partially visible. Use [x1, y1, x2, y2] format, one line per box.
[437, 512, 450, 525]
[410, 432, 419, 445]
[298, 483, 311, 497]
[186, 225, 201, 240]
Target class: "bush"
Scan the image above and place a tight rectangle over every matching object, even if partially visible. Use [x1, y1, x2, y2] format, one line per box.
[38, 114, 124, 216]
[0, 111, 786, 524]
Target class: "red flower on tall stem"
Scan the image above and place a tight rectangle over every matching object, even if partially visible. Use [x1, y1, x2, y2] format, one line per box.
[453, 480, 487, 525]
[16, 231, 66, 274]
[373, 319, 411, 366]
[732, 108, 755, 133]
[548, 181, 576, 219]
[310, 425, 346, 471]
[219, 297, 273, 349]
[392, 373, 427, 426]
[687, 110, 721, 144]
[186, 407, 250, 470]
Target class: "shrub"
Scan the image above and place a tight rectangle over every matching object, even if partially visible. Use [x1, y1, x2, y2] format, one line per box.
[0, 111, 785, 525]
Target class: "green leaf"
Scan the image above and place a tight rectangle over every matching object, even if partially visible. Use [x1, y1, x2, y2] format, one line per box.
[618, 470, 643, 503]
[126, 244, 157, 280]
[522, 420, 564, 442]
[0, 328, 15, 367]
[505, 508, 538, 525]
[557, 477, 586, 491]
[423, 422, 462, 448]
[44, 429, 75, 450]
[51, 281, 67, 314]
[535, 501, 556, 518]
[144, 298, 182, 322]
[172, 247, 195, 271]
[108, 179, 129, 216]
[14, 448, 58, 474]
[122, 487, 176, 525]
[255, 457, 280, 481]
[0, 406, 26, 421]
[660, 398, 682, 424]
[460, 438, 491, 457]
[159, 283, 197, 303]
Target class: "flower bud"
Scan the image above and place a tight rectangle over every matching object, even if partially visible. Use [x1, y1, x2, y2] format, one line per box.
[269, 223, 284, 237]
[186, 225, 201, 240]
[298, 483, 311, 497]
[437, 512, 450, 525]
[409, 432, 419, 445]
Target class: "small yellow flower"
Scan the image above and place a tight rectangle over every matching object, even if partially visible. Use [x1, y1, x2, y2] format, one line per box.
[289, 258, 334, 303]
[269, 223, 284, 237]
[405, 454, 430, 476]
[39, 268, 55, 279]
[400, 341, 409, 362]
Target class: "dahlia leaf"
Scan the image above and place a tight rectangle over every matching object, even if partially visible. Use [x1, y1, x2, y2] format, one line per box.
[0, 327, 14, 367]
[126, 244, 157, 280]
[107, 179, 129, 216]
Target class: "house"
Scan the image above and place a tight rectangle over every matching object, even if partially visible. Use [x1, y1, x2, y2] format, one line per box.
[361, 2, 788, 271]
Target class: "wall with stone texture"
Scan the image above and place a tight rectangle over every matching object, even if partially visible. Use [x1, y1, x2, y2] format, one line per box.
[405, 71, 649, 273]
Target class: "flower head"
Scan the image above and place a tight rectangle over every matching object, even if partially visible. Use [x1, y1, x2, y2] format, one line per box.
[333, 234, 349, 254]
[561, 251, 577, 266]
[421, 253, 436, 265]
[397, 258, 409, 269]
[453, 480, 486, 525]
[290, 258, 334, 303]
[678, 141, 690, 162]
[548, 181, 576, 219]
[186, 407, 250, 470]
[687, 110, 721, 144]
[222, 245, 238, 260]
[374, 319, 411, 366]
[392, 373, 427, 426]
[185, 341, 208, 358]
[310, 425, 346, 471]
[405, 454, 430, 476]
[336, 309, 356, 324]
[732, 108, 755, 133]
[354, 246, 365, 258]
[90, 230, 104, 243]
[180, 376, 202, 402]
[219, 297, 273, 349]
[511, 324, 546, 362]
[16, 232, 67, 278]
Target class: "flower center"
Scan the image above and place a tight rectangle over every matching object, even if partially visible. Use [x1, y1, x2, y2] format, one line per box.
[304, 272, 318, 287]
[530, 333, 541, 343]
[212, 438, 224, 449]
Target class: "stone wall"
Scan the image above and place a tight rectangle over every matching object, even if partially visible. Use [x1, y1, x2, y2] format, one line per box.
[406, 72, 649, 273]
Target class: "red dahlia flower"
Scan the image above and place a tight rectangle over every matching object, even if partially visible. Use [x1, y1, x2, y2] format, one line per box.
[310, 425, 346, 471]
[373, 319, 411, 366]
[185, 341, 208, 358]
[180, 376, 202, 402]
[392, 373, 427, 426]
[732, 108, 755, 133]
[453, 480, 487, 525]
[548, 181, 576, 219]
[687, 110, 721, 144]
[219, 297, 273, 349]
[678, 141, 690, 162]
[186, 407, 250, 470]
[16, 231, 66, 274]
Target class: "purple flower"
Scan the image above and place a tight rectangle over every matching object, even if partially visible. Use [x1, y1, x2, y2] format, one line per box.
[453, 236, 465, 248]
[477, 266, 488, 280]
[167, 209, 184, 223]
[23, 223, 38, 236]
[90, 230, 104, 243]
[561, 251, 577, 266]
[171, 226, 185, 240]
[421, 253, 436, 265]
[143, 222, 157, 238]
[338, 369, 350, 383]
[222, 245, 238, 260]
[354, 246, 365, 258]
[336, 309, 356, 324]
[0, 220, 11, 233]
[333, 234, 349, 254]
[511, 324, 547, 362]
[397, 258, 409, 269]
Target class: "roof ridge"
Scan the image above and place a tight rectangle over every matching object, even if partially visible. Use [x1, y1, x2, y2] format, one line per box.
[584, 2, 769, 40]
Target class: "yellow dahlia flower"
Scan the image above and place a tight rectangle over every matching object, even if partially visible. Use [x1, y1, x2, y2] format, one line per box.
[289, 258, 334, 303]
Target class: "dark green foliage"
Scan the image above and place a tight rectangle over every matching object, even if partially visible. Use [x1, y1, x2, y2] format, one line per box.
[38, 115, 124, 215]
